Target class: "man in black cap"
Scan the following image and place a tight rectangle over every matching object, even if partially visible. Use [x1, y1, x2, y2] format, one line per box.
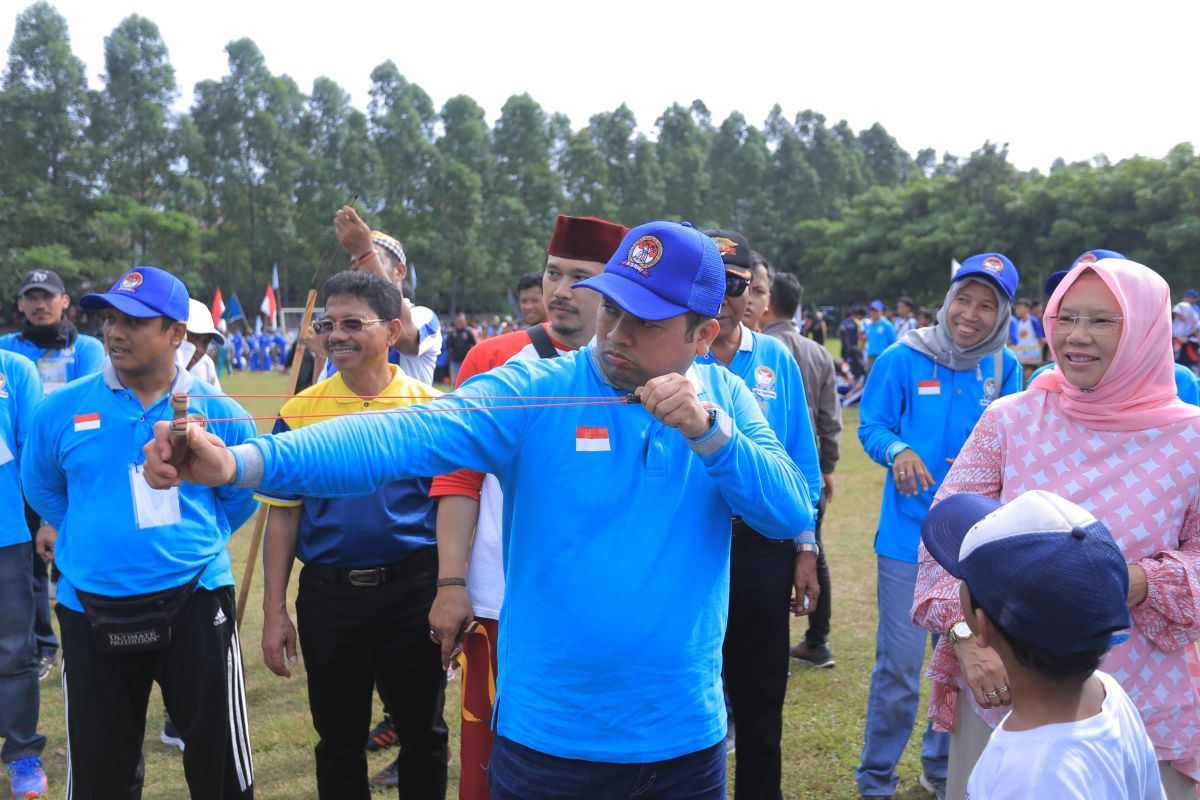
[0, 269, 106, 680]
[701, 228, 822, 800]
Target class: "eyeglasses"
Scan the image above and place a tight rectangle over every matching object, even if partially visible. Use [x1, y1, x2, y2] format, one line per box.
[1046, 314, 1124, 334]
[724, 274, 750, 298]
[312, 318, 385, 335]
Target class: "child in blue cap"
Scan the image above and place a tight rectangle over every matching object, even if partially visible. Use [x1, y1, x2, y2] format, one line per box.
[922, 490, 1163, 799]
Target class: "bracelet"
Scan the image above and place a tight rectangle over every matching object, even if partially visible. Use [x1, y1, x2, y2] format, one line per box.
[436, 577, 467, 588]
[354, 249, 377, 265]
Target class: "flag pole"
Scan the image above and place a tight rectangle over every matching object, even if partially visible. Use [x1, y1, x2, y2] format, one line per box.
[236, 287, 319, 625]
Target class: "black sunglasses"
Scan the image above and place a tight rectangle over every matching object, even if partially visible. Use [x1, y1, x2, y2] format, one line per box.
[725, 274, 750, 298]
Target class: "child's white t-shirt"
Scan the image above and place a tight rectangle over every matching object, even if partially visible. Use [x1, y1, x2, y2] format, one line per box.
[967, 671, 1165, 800]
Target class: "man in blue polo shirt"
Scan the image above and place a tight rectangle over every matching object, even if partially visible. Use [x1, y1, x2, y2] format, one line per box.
[701, 229, 821, 800]
[863, 300, 896, 374]
[22, 266, 258, 800]
[257, 271, 449, 798]
[0, 350, 47, 798]
[144, 220, 814, 800]
[0, 269, 105, 680]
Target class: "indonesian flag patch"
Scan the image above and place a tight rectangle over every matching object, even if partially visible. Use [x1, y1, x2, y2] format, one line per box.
[74, 412, 101, 432]
[575, 426, 610, 452]
[918, 380, 941, 396]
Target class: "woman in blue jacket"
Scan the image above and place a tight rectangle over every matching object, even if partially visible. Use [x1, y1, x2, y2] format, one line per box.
[855, 253, 1023, 799]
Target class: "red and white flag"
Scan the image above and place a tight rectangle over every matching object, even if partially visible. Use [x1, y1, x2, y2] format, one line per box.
[575, 426, 610, 452]
[74, 412, 100, 432]
[211, 288, 225, 326]
[260, 284, 277, 329]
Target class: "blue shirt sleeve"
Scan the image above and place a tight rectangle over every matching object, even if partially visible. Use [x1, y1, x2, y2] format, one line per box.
[703, 374, 814, 537]
[12, 355, 43, 463]
[858, 346, 910, 467]
[208, 398, 259, 532]
[248, 363, 536, 500]
[1175, 364, 1200, 407]
[22, 393, 68, 529]
[1008, 318, 1019, 345]
[73, 335, 106, 377]
[1031, 316, 1044, 338]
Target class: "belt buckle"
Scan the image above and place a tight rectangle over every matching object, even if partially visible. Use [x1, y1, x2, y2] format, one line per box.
[347, 569, 382, 587]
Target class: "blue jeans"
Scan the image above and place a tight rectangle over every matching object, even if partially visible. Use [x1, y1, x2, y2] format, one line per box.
[489, 737, 725, 800]
[0, 541, 45, 763]
[856, 554, 948, 796]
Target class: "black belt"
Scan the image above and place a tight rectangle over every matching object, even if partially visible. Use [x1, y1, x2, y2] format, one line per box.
[303, 547, 434, 587]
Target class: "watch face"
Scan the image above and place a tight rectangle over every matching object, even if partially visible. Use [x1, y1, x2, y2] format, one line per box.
[951, 621, 973, 641]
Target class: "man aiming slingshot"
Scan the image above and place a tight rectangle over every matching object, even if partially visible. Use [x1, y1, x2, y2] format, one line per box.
[144, 220, 817, 799]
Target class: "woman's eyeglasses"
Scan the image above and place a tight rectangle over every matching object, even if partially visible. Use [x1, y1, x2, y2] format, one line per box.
[311, 318, 385, 335]
[1045, 314, 1124, 334]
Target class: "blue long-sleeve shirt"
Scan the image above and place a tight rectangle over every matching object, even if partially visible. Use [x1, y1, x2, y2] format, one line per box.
[0, 330, 105, 394]
[0, 351, 42, 547]
[231, 346, 812, 763]
[22, 365, 258, 610]
[697, 324, 822, 520]
[859, 343, 1021, 562]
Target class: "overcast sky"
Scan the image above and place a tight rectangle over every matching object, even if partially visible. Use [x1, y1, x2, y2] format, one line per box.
[3, 0, 1196, 172]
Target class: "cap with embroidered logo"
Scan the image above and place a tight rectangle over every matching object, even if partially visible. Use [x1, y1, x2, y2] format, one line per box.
[573, 220, 725, 321]
[19, 269, 66, 296]
[702, 229, 752, 278]
[921, 490, 1130, 655]
[1046, 249, 1128, 297]
[953, 252, 1019, 302]
[81, 266, 190, 321]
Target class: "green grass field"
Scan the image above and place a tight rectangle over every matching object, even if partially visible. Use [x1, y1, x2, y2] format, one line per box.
[34, 368, 937, 799]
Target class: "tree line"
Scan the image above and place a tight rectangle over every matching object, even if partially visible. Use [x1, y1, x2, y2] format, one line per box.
[2, 1, 1197, 316]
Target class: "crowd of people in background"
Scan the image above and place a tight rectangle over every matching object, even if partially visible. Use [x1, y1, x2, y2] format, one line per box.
[6, 214, 1200, 800]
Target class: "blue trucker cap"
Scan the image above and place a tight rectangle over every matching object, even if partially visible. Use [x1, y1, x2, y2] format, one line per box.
[954, 253, 1019, 302]
[574, 221, 725, 321]
[80, 266, 190, 321]
[922, 491, 1130, 656]
[1046, 249, 1128, 296]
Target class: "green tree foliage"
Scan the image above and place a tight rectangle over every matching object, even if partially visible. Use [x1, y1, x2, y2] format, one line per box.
[2, 2, 1198, 316]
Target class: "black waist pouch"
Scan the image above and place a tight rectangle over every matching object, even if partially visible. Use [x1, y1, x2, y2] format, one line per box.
[74, 567, 206, 654]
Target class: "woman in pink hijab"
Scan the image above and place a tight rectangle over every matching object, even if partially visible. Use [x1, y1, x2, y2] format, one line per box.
[912, 258, 1200, 799]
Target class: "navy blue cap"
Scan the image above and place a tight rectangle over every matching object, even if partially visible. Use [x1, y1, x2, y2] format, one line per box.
[922, 491, 1130, 655]
[1047, 249, 1128, 296]
[1044, 270, 1069, 297]
[80, 266, 190, 321]
[19, 269, 66, 295]
[1187, 291, 1200, 300]
[954, 253, 1018, 302]
[574, 221, 725, 321]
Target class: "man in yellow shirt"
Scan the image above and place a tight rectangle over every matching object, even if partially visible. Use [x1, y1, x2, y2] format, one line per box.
[256, 270, 447, 798]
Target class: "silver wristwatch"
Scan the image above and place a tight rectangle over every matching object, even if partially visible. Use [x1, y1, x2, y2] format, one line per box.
[794, 540, 820, 557]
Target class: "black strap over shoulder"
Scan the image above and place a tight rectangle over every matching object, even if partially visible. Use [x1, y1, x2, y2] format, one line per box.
[527, 323, 560, 360]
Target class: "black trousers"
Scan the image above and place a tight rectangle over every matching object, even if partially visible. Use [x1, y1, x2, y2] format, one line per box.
[296, 548, 448, 800]
[723, 523, 793, 800]
[58, 586, 253, 800]
[24, 501, 57, 658]
[803, 495, 832, 646]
